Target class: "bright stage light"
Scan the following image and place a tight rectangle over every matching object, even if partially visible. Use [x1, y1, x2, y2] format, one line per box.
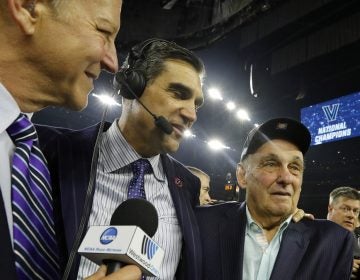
[92, 93, 121, 107]
[208, 88, 223, 101]
[236, 109, 250, 121]
[184, 129, 195, 138]
[207, 139, 229, 150]
[226, 101, 236, 111]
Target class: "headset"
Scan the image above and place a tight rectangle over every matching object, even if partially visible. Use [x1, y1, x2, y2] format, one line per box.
[113, 38, 174, 134]
[116, 38, 172, 99]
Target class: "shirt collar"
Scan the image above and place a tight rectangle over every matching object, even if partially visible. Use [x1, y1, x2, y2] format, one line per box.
[101, 120, 166, 182]
[0, 83, 21, 133]
[245, 204, 292, 233]
[0, 83, 33, 133]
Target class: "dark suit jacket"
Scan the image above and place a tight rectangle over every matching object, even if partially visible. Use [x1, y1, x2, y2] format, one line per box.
[36, 123, 202, 280]
[196, 202, 354, 280]
[0, 191, 17, 279]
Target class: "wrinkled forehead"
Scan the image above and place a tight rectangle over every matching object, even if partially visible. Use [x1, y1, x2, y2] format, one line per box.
[333, 196, 360, 207]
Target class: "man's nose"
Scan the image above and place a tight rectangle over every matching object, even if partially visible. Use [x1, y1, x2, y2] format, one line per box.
[180, 105, 197, 125]
[101, 43, 119, 73]
[277, 166, 293, 185]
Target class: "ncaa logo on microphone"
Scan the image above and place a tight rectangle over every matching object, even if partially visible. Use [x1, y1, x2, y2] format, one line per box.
[100, 227, 117, 245]
[141, 236, 159, 260]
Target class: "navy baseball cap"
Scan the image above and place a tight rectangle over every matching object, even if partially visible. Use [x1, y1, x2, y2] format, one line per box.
[240, 118, 311, 161]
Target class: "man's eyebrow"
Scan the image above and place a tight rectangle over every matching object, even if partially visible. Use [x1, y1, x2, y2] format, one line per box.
[167, 83, 190, 94]
[291, 156, 305, 168]
[97, 16, 118, 33]
[259, 153, 279, 161]
[291, 155, 303, 162]
[167, 83, 204, 107]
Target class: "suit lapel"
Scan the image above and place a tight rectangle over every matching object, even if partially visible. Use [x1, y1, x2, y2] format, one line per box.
[160, 155, 202, 280]
[220, 202, 247, 280]
[270, 221, 310, 279]
[56, 126, 98, 253]
[53, 123, 113, 254]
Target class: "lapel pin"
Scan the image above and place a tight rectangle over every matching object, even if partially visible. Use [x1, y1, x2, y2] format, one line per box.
[174, 177, 183, 188]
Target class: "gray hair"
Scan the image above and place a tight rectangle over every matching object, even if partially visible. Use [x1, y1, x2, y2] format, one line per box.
[329, 186, 360, 204]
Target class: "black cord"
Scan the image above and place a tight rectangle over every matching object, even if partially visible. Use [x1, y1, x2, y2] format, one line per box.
[61, 102, 111, 280]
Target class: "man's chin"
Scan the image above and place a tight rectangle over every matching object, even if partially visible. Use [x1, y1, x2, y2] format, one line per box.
[59, 96, 88, 111]
[342, 223, 354, 232]
[162, 138, 181, 154]
[269, 204, 293, 218]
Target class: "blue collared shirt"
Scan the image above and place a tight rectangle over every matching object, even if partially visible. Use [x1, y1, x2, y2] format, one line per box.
[243, 206, 292, 280]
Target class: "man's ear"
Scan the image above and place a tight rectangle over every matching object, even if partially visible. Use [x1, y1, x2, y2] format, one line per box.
[327, 204, 333, 219]
[8, 0, 38, 35]
[236, 163, 247, 189]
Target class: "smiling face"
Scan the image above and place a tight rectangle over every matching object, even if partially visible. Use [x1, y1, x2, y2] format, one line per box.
[237, 139, 304, 226]
[119, 58, 203, 157]
[25, 0, 121, 110]
[328, 197, 360, 232]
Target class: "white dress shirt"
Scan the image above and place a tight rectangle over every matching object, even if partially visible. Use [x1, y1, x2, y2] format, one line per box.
[77, 121, 183, 280]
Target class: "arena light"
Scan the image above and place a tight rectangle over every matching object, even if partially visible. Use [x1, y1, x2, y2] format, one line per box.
[207, 139, 229, 150]
[226, 101, 236, 111]
[208, 88, 223, 101]
[236, 109, 250, 121]
[92, 93, 121, 107]
[184, 129, 195, 138]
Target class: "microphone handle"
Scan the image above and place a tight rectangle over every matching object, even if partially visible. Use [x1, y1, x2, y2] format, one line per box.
[104, 259, 123, 275]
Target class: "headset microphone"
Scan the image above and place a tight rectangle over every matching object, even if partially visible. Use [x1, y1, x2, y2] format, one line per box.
[113, 72, 173, 135]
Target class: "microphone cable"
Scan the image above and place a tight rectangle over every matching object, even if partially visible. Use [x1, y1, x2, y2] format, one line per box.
[61, 93, 114, 280]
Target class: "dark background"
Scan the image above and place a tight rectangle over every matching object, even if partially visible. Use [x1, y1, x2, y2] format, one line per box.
[33, 0, 360, 218]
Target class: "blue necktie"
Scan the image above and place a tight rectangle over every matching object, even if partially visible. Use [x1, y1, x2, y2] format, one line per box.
[127, 159, 152, 280]
[7, 114, 60, 280]
[127, 159, 152, 200]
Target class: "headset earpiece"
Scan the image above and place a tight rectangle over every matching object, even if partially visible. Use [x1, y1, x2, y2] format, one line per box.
[118, 38, 171, 99]
[117, 68, 147, 100]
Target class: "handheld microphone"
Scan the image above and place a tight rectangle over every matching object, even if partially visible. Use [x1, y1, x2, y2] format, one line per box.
[113, 71, 173, 135]
[78, 199, 164, 277]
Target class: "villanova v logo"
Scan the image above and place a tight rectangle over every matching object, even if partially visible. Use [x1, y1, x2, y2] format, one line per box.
[141, 236, 159, 260]
[322, 103, 340, 122]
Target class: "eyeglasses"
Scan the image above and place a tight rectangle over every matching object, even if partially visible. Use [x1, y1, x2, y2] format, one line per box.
[338, 205, 360, 216]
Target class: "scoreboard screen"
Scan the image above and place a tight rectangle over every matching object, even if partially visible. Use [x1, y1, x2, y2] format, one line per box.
[301, 92, 360, 146]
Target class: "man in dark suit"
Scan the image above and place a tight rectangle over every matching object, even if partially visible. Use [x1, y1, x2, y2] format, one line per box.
[196, 118, 354, 280]
[38, 39, 205, 279]
[1, 0, 142, 279]
[327, 186, 360, 279]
